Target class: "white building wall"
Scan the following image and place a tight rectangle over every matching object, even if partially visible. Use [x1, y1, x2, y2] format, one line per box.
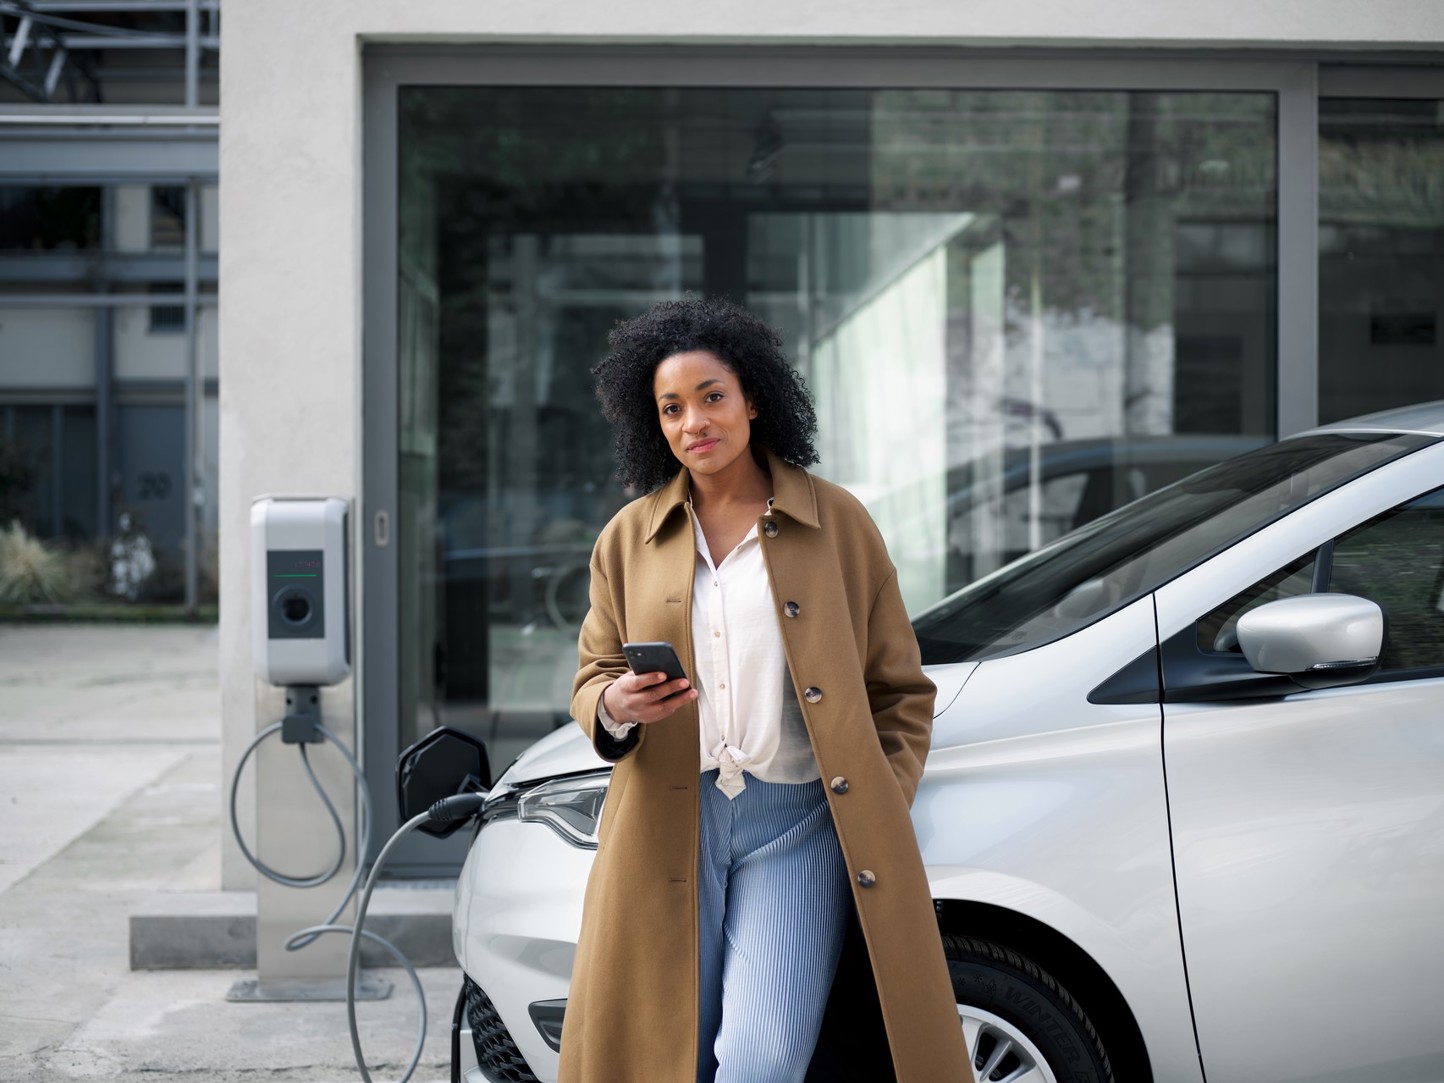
[0, 309, 96, 388]
[113, 305, 219, 382]
[202, 185, 220, 254]
[113, 185, 150, 253]
[218, 0, 1444, 890]
[113, 182, 219, 253]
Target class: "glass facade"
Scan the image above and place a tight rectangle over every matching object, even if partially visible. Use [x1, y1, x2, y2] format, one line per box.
[396, 85, 1278, 763]
[1319, 98, 1444, 422]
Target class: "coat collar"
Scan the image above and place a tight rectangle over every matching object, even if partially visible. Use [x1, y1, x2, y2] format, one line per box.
[643, 448, 821, 543]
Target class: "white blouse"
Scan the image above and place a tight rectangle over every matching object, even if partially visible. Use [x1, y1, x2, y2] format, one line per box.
[599, 503, 816, 798]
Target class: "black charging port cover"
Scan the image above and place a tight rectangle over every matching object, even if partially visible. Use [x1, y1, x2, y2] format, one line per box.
[396, 726, 491, 838]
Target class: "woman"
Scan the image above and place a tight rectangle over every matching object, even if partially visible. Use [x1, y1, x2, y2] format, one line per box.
[560, 298, 971, 1083]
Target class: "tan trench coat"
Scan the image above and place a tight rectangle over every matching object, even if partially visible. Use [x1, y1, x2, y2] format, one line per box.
[559, 452, 971, 1083]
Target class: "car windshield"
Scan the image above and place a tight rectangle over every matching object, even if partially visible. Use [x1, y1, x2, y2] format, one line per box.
[912, 431, 1437, 665]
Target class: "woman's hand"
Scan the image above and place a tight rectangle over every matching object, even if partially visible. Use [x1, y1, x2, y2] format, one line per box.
[603, 670, 697, 725]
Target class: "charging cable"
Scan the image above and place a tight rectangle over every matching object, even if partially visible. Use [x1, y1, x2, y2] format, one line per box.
[229, 693, 484, 1083]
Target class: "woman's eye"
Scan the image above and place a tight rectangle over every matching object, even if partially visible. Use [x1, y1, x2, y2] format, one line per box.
[661, 404, 679, 415]
[705, 392, 724, 403]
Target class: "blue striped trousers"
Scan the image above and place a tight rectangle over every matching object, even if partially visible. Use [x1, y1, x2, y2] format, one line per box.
[696, 769, 851, 1083]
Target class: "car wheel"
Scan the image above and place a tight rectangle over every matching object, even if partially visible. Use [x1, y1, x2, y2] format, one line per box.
[944, 935, 1115, 1083]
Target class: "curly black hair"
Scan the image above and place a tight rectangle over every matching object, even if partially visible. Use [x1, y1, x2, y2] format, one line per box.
[593, 297, 819, 491]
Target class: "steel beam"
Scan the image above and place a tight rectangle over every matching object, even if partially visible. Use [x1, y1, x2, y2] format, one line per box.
[0, 254, 218, 284]
[33, 33, 218, 49]
[32, 0, 218, 9]
[0, 293, 217, 306]
[0, 103, 217, 119]
[0, 131, 217, 180]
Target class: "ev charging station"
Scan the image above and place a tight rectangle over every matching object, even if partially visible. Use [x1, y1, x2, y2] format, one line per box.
[229, 495, 389, 1003]
[228, 495, 488, 1083]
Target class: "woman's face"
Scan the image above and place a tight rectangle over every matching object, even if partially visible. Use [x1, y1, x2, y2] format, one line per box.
[653, 350, 758, 482]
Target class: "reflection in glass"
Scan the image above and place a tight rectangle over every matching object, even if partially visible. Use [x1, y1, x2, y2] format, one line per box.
[397, 86, 1276, 761]
[1320, 99, 1444, 422]
[0, 186, 102, 250]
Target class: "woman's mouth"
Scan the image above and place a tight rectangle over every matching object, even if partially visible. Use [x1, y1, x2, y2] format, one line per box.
[688, 439, 719, 454]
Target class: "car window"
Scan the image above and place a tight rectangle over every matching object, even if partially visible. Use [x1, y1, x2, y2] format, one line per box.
[1197, 553, 1317, 653]
[913, 431, 1436, 665]
[1330, 486, 1444, 672]
[1197, 485, 1444, 674]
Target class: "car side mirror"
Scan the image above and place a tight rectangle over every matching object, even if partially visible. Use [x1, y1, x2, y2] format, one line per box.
[396, 726, 491, 838]
[1236, 593, 1384, 690]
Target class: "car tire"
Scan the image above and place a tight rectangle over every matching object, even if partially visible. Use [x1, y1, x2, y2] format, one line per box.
[944, 935, 1115, 1083]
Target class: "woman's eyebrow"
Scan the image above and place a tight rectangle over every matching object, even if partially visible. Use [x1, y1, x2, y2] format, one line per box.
[657, 378, 724, 400]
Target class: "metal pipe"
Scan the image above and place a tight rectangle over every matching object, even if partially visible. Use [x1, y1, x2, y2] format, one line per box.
[184, 0, 198, 108]
[182, 178, 199, 613]
[31, 1, 220, 11]
[0, 294, 217, 307]
[50, 402, 62, 537]
[0, 110, 219, 124]
[12, 34, 219, 49]
[96, 302, 112, 545]
[96, 186, 113, 544]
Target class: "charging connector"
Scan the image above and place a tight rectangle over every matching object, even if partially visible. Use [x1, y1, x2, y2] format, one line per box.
[281, 685, 324, 744]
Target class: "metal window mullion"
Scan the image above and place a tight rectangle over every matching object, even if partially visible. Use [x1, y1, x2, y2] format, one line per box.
[182, 178, 199, 612]
[51, 403, 62, 536]
[184, 0, 198, 108]
[1276, 62, 1319, 438]
[95, 218, 112, 540]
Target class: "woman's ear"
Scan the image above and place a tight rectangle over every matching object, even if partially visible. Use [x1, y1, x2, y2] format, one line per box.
[747, 398, 758, 420]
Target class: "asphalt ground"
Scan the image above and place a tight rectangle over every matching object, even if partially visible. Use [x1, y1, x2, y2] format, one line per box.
[0, 623, 458, 1083]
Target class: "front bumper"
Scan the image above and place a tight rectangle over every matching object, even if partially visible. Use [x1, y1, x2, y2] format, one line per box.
[454, 974, 547, 1083]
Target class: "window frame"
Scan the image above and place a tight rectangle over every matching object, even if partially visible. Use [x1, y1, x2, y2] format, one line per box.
[361, 45, 1319, 871]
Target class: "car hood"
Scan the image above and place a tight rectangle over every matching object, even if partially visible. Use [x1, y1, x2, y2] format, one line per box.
[496, 661, 983, 788]
[497, 723, 612, 787]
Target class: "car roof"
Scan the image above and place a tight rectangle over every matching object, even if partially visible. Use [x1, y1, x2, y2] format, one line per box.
[1299, 399, 1444, 438]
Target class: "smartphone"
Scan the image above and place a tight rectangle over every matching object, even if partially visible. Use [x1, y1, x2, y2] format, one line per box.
[622, 641, 689, 685]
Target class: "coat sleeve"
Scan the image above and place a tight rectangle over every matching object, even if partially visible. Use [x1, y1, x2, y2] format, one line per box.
[864, 568, 936, 807]
[571, 538, 643, 762]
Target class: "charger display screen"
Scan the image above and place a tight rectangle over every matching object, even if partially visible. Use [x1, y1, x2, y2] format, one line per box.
[267, 549, 325, 640]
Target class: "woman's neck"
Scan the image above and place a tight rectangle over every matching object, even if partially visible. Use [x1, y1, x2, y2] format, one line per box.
[688, 454, 772, 511]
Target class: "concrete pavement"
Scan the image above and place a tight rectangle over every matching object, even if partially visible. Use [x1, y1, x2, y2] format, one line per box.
[0, 623, 459, 1083]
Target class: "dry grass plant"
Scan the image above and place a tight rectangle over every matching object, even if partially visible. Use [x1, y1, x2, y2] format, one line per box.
[0, 521, 79, 606]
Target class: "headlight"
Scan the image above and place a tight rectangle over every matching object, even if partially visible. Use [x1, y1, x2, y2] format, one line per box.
[515, 773, 610, 849]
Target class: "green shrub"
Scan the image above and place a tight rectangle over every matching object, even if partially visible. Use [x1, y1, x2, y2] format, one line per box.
[0, 521, 77, 605]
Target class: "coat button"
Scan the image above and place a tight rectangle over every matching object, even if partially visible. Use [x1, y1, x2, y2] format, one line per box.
[856, 869, 876, 888]
[783, 601, 800, 618]
[803, 686, 822, 704]
[763, 521, 779, 538]
[830, 776, 848, 795]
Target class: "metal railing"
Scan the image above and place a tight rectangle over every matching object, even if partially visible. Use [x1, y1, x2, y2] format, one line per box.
[0, 0, 218, 105]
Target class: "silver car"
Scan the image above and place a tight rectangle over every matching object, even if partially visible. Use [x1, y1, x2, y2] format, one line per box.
[443, 401, 1444, 1083]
